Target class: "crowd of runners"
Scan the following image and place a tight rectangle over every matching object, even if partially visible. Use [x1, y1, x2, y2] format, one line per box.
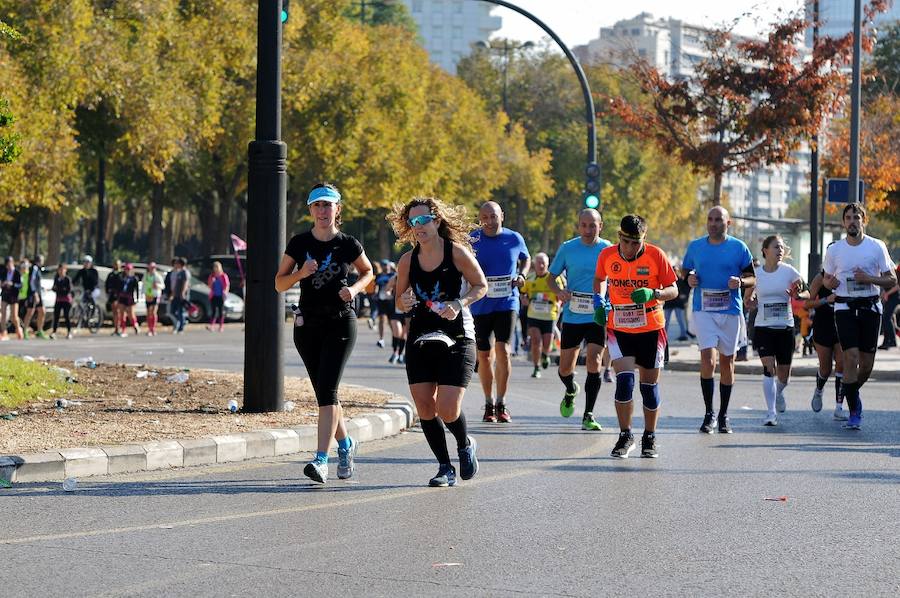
[278, 182, 897, 486]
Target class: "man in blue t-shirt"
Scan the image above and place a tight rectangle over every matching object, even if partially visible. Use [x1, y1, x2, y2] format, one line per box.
[470, 201, 530, 423]
[681, 206, 755, 434]
[547, 209, 612, 431]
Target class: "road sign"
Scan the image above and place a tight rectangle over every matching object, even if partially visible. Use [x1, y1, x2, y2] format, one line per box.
[826, 178, 865, 204]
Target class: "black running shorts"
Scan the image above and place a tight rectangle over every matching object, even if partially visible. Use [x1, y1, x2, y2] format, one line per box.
[405, 337, 476, 387]
[526, 317, 553, 336]
[473, 310, 517, 351]
[835, 309, 880, 353]
[753, 326, 795, 365]
[560, 321, 605, 350]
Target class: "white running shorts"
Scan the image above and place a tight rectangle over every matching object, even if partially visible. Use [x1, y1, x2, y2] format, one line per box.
[692, 311, 742, 356]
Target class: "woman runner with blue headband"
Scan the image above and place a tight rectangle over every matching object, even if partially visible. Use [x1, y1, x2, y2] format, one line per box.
[275, 182, 374, 484]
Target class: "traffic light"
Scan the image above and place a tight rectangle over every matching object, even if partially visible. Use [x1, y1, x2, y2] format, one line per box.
[584, 162, 601, 209]
[281, 0, 290, 23]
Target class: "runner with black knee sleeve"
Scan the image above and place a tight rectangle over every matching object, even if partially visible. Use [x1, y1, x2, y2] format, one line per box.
[276, 183, 374, 484]
[594, 215, 678, 458]
[746, 235, 808, 426]
[390, 197, 487, 487]
[822, 204, 897, 430]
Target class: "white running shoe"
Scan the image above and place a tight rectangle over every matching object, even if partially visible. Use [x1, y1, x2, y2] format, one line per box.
[763, 414, 778, 426]
[811, 388, 823, 413]
[337, 437, 358, 480]
[376, 339, 385, 348]
[775, 391, 786, 413]
[833, 405, 848, 421]
[303, 460, 328, 484]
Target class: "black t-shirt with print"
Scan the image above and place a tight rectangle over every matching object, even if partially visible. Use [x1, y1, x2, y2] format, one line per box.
[285, 230, 364, 317]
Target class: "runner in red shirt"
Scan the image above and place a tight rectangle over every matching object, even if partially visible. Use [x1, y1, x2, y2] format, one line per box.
[594, 215, 678, 458]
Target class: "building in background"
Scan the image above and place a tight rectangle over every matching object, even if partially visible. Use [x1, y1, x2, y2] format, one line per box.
[575, 13, 812, 251]
[806, 0, 900, 46]
[400, 0, 502, 73]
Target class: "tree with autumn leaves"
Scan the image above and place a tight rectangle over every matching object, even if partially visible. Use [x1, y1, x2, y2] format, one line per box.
[611, 1, 889, 207]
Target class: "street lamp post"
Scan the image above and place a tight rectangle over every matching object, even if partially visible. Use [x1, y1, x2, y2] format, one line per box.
[808, 0, 820, 282]
[244, 0, 287, 413]
[469, 0, 599, 206]
[849, 0, 863, 204]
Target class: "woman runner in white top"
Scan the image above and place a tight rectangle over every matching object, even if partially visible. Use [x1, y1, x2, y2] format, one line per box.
[746, 235, 808, 426]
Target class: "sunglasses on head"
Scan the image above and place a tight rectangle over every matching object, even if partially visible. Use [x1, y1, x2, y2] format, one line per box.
[408, 214, 437, 227]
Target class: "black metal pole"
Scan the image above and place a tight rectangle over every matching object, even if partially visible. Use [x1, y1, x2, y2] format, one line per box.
[470, 0, 598, 192]
[808, 0, 820, 281]
[849, 0, 862, 204]
[244, 0, 286, 413]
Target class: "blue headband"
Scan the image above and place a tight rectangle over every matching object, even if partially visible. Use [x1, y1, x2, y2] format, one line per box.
[307, 187, 342, 205]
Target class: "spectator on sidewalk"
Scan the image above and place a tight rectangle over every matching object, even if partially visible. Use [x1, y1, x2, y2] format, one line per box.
[879, 269, 899, 350]
[169, 257, 191, 334]
[0, 255, 23, 341]
[21, 254, 47, 339]
[50, 263, 73, 339]
[207, 261, 230, 332]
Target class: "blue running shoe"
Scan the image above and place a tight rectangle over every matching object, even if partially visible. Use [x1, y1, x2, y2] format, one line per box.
[429, 464, 457, 487]
[843, 412, 862, 430]
[458, 435, 478, 480]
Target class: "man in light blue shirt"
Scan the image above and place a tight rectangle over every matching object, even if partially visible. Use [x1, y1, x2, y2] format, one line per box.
[547, 209, 612, 431]
[682, 207, 755, 434]
[470, 201, 530, 423]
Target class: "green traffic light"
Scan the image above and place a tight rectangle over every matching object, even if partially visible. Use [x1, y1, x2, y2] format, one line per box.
[584, 195, 600, 209]
[281, 9, 288, 23]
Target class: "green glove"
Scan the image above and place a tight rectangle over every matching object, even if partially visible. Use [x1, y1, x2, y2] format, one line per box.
[630, 287, 655, 304]
[593, 305, 608, 327]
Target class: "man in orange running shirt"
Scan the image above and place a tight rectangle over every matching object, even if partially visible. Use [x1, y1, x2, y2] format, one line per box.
[593, 214, 678, 458]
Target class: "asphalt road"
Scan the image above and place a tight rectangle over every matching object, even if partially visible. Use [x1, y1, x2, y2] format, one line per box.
[2, 323, 898, 597]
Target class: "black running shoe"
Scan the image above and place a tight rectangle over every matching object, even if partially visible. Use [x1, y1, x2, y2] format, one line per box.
[717, 415, 732, 434]
[700, 412, 716, 434]
[458, 435, 478, 480]
[611, 431, 635, 459]
[429, 464, 457, 487]
[641, 432, 658, 458]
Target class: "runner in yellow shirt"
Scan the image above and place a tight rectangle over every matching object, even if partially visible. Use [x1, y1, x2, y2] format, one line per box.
[521, 253, 564, 378]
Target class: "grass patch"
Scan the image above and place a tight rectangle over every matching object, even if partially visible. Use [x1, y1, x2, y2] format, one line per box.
[0, 355, 79, 410]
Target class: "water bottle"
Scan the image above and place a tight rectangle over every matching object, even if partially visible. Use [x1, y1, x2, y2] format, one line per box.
[284, 400, 295, 412]
[227, 399, 239, 413]
[290, 304, 304, 327]
[62, 478, 77, 492]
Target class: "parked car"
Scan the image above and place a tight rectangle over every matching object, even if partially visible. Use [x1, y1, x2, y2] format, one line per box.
[133, 263, 244, 325]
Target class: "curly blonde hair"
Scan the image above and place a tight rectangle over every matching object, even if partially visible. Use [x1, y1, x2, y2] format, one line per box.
[387, 197, 477, 250]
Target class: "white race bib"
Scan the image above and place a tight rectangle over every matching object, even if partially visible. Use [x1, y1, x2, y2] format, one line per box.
[569, 292, 594, 315]
[613, 303, 648, 329]
[487, 275, 513, 299]
[701, 289, 731, 311]
[531, 300, 551, 315]
[845, 277, 873, 297]
[760, 301, 789, 326]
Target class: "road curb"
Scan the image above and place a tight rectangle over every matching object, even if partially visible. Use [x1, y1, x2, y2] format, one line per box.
[0, 396, 418, 485]
[664, 360, 900, 381]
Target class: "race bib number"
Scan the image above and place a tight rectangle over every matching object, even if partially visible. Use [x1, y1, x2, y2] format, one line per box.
[486, 275, 513, 299]
[569, 292, 594, 315]
[761, 301, 789, 324]
[531, 299, 552, 315]
[701, 289, 731, 311]
[845, 277, 872, 296]
[613, 304, 647, 329]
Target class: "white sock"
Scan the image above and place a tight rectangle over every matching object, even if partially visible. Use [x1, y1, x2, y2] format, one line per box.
[763, 376, 777, 415]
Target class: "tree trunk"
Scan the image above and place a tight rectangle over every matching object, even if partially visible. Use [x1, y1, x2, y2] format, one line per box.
[712, 171, 723, 206]
[540, 200, 553, 252]
[47, 211, 62, 265]
[96, 156, 106, 264]
[514, 195, 526, 234]
[377, 219, 391, 260]
[11, 224, 25, 259]
[214, 192, 232, 254]
[162, 210, 175, 261]
[149, 182, 164, 262]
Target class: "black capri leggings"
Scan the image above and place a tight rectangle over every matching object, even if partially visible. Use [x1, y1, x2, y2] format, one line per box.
[210, 296, 225, 322]
[293, 313, 357, 406]
[53, 302, 72, 333]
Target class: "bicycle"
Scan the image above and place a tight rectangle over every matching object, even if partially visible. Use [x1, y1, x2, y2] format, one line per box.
[71, 290, 104, 334]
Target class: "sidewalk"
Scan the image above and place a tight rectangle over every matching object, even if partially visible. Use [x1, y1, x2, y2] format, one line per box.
[664, 339, 900, 381]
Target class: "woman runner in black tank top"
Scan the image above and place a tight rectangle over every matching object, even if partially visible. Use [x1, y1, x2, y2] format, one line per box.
[806, 269, 846, 418]
[390, 197, 487, 487]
